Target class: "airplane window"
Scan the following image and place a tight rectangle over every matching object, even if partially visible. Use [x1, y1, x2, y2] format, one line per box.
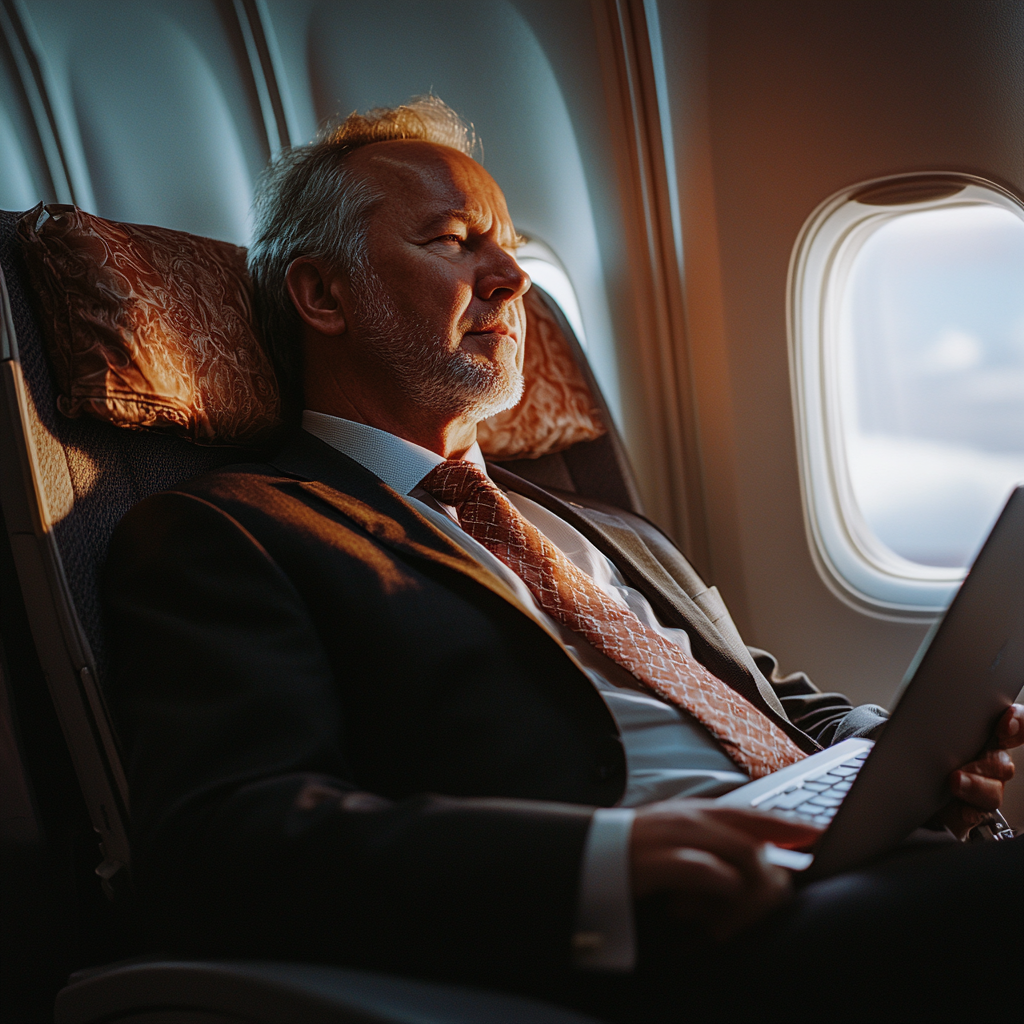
[516, 237, 589, 349]
[791, 176, 1024, 617]
[838, 206, 1024, 569]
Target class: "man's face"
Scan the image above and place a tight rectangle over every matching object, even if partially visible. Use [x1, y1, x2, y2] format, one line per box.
[344, 140, 529, 421]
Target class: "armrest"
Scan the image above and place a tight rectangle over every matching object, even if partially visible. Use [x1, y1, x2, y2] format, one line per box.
[54, 959, 605, 1024]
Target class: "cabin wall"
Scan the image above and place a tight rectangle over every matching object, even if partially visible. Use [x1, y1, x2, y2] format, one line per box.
[653, 0, 1023, 707]
[652, 0, 1024, 825]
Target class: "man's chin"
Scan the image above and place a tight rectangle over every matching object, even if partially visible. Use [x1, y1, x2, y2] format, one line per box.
[463, 373, 524, 422]
[385, 344, 523, 422]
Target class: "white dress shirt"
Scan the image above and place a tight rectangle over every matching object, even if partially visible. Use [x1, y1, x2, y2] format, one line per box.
[302, 411, 750, 971]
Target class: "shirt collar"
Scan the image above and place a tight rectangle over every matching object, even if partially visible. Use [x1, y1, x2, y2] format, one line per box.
[301, 410, 487, 495]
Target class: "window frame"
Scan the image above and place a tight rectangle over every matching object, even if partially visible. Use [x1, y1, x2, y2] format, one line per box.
[788, 172, 1024, 621]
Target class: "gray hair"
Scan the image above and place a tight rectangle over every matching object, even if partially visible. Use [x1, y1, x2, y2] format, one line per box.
[247, 95, 481, 413]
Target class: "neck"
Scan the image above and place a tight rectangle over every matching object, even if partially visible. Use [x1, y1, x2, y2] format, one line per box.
[332, 403, 479, 460]
[302, 333, 486, 459]
[304, 376, 479, 461]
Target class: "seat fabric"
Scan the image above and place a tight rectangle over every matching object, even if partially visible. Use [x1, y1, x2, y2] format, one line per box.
[55, 959, 603, 1024]
[1, 210, 248, 674]
[1, 206, 642, 672]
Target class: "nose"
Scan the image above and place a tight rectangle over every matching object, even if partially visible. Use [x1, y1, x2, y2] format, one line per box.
[476, 244, 530, 304]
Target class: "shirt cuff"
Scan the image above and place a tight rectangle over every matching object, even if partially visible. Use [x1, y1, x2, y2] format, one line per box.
[572, 807, 637, 973]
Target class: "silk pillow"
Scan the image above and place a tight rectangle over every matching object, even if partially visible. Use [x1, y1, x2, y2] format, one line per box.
[477, 287, 606, 460]
[17, 204, 282, 445]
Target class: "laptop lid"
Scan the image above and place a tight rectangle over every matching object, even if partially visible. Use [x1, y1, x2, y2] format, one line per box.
[807, 485, 1024, 878]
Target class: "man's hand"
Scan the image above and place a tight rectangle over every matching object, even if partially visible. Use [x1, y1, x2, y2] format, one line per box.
[630, 801, 822, 941]
[942, 703, 1023, 839]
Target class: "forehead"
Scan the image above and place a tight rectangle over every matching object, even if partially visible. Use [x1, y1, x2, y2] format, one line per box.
[349, 140, 512, 232]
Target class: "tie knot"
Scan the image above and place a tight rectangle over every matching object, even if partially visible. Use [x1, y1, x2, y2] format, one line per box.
[419, 460, 494, 508]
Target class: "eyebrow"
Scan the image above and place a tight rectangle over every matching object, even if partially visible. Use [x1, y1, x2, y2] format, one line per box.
[429, 208, 525, 248]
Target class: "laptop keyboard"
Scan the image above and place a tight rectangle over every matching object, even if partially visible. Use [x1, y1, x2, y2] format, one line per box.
[756, 749, 870, 826]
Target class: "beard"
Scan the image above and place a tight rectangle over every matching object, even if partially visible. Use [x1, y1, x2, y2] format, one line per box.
[349, 262, 524, 421]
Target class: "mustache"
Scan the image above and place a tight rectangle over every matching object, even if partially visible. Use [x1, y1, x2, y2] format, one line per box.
[462, 306, 523, 335]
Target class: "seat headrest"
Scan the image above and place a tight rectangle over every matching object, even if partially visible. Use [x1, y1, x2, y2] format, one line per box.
[18, 204, 282, 445]
[477, 287, 605, 459]
[17, 204, 606, 458]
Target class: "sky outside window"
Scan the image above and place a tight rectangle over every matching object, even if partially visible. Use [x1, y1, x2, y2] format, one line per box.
[838, 204, 1024, 569]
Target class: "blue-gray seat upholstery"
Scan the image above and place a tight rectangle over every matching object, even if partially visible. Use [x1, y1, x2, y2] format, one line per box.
[0, 209, 241, 676]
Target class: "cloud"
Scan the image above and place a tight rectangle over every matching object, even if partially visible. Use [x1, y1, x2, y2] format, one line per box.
[846, 433, 1024, 567]
[923, 328, 982, 373]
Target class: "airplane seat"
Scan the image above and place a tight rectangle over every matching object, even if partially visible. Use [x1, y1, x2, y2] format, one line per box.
[0, 204, 608, 1024]
[0, 208, 247, 674]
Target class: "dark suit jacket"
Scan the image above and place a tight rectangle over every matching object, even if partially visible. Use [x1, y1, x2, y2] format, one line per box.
[103, 431, 872, 981]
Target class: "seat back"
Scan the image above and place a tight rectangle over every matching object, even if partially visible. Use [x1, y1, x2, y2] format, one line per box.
[0, 209, 245, 893]
[485, 292, 643, 515]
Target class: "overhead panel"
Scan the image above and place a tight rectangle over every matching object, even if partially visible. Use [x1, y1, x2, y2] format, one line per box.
[15, 0, 273, 243]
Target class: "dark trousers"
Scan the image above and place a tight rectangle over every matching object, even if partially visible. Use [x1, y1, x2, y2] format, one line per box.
[553, 836, 1023, 1024]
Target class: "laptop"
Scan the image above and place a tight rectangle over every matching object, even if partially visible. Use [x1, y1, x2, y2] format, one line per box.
[717, 485, 1024, 879]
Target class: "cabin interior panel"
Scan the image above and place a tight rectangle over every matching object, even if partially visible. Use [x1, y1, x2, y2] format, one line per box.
[654, 0, 1023, 709]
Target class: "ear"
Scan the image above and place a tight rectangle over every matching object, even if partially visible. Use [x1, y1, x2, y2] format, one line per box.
[285, 258, 349, 336]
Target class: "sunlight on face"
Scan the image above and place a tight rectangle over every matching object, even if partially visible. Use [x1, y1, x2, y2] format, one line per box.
[345, 140, 529, 423]
[350, 257, 525, 420]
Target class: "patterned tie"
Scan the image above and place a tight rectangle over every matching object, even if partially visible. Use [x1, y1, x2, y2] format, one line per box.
[420, 460, 805, 779]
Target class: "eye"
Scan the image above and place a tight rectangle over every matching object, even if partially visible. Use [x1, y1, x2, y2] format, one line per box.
[435, 233, 464, 245]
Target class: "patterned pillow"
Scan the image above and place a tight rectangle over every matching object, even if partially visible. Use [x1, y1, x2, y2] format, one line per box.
[477, 287, 606, 460]
[17, 204, 282, 445]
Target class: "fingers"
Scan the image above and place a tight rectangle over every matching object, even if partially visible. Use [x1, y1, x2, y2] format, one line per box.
[937, 798, 993, 840]
[630, 801, 795, 935]
[661, 847, 789, 942]
[941, 745, 1015, 838]
[949, 748, 1013, 812]
[662, 847, 746, 906]
[631, 803, 771, 896]
[959, 748, 1015, 782]
[708, 806, 825, 849]
[994, 704, 1024, 750]
[949, 768, 1006, 813]
[633, 802, 813, 876]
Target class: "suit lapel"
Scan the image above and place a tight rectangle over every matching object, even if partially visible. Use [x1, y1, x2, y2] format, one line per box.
[268, 433, 816, 754]
[487, 463, 725, 640]
[270, 433, 526, 613]
[488, 464, 820, 753]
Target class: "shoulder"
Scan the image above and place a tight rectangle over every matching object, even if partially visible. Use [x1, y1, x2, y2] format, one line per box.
[103, 458, 347, 607]
[106, 431, 417, 586]
[113, 461, 294, 548]
[105, 467, 286, 588]
[115, 430, 369, 538]
[491, 463, 708, 593]
[147, 458, 295, 511]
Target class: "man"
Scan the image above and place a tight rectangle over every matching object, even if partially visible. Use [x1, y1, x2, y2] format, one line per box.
[104, 98, 1022, 1022]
